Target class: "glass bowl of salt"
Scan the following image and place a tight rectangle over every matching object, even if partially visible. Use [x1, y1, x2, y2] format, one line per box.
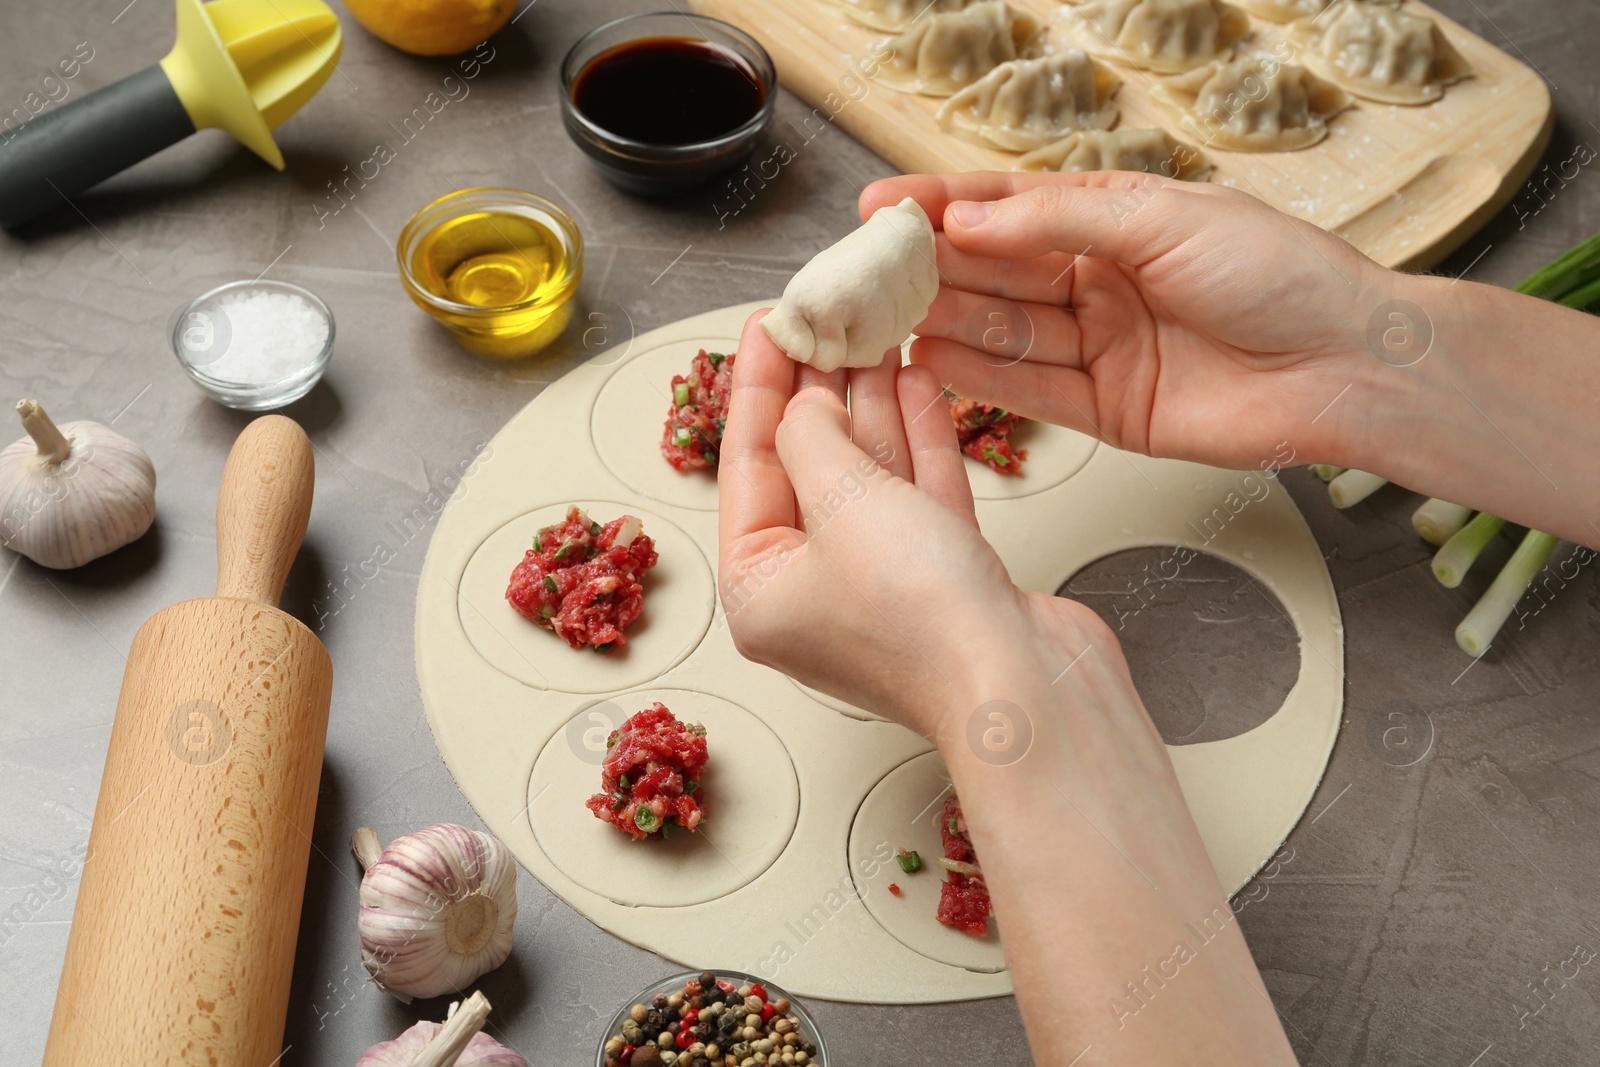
[172, 279, 335, 410]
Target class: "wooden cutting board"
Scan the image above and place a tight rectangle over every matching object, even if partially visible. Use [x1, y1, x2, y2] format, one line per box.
[687, 0, 1551, 269]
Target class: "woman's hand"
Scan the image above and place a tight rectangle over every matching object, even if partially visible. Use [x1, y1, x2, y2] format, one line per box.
[862, 171, 1392, 471]
[718, 308, 1298, 1066]
[717, 308, 1112, 740]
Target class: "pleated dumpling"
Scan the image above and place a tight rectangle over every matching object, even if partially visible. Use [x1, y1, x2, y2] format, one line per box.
[1153, 56, 1353, 150]
[1287, 1, 1470, 104]
[1057, 0, 1250, 74]
[827, 0, 987, 32]
[1234, 0, 1392, 22]
[871, 1, 1041, 96]
[935, 51, 1121, 151]
[1016, 128, 1212, 180]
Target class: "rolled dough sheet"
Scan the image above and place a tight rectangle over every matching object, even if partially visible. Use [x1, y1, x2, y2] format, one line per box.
[457, 501, 716, 694]
[415, 299, 1344, 1003]
[849, 751, 1007, 973]
[529, 688, 801, 908]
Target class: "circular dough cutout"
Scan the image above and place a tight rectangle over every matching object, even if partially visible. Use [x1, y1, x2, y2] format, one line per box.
[790, 678, 888, 723]
[591, 335, 742, 513]
[963, 421, 1097, 501]
[527, 689, 801, 907]
[849, 751, 1006, 972]
[457, 502, 715, 694]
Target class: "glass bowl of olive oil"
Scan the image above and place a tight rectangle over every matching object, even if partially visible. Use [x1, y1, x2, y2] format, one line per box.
[398, 187, 583, 360]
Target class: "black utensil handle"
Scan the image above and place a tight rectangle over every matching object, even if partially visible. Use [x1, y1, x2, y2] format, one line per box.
[0, 64, 195, 229]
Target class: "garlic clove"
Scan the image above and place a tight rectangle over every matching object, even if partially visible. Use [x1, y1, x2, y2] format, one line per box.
[353, 824, 518, 1002]
[355, 991, 529, 1067]
[0, 399, 156, 569]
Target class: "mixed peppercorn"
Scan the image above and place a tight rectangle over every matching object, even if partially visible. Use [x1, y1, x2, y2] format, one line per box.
[602, 972, 822, 1067]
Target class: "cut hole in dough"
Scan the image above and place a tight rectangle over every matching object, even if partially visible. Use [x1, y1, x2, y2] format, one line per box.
[1059, 548, 1300, 745]
[527, 689, 801, 907]
[457, 501, 716, 694]
[848, 751, 1006, 973]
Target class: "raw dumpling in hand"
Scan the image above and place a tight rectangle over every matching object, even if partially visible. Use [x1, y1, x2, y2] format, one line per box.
[761, 198, 939, 373]
[1288, 1, 1470, 104]
[935, 51, 1121, 151]
[871, 1, 1041, 97]
[1016, 128, 1212, 180]
[1057, 0, 1250, 74]
[1153, 56, 1353, 150]
[826, 0, 986, 32]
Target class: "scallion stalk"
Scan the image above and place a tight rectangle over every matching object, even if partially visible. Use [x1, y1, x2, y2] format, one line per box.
[1311, 465, 1346, 482]
[673, 382, 691, 407]
[1329, 469, 1388, 508]
[1456, 531, 1561, 656]
[1412, 499, 1474, 545]
[1515, 231, 1600, 300]
[1556, 275, 1600, 311]
[1432, 513, 1505, 588]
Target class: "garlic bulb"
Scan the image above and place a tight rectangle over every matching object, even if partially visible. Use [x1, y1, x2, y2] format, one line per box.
[353, 824, 517, 1002]
[355, 991, 528, 1067]
[0, 399, 156, 569]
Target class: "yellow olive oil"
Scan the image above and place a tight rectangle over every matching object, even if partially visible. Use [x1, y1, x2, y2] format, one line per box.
[406, 205, 581, 359]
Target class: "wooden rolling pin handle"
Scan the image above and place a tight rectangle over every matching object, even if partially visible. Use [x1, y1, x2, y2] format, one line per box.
[215, 414, 315, 606]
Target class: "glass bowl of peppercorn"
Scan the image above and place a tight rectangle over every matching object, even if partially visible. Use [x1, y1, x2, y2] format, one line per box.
[597, 968, 827, 1067]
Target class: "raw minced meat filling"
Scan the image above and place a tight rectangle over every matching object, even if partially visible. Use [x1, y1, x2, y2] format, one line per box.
[661, 349, 735, 471]
[587, 703, 709, 840]
[505, 507, 658, 651]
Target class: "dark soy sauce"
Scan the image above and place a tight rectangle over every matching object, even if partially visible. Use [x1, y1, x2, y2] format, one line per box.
[572, 37, 766, 146]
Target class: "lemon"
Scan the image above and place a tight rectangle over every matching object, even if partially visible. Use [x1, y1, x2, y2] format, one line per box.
[344, 0, 518, 57]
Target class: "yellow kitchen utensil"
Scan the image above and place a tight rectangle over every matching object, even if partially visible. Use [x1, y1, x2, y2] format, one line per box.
[0, 0, 341, 228]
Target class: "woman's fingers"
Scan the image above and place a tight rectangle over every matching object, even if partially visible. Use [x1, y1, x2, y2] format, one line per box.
[720, 311, 800, 546]
[797, 364, 848, 403]
[918, 287, 1084, 369]
[944, 181, 1198, 268]
[898, 364, 977, 528]
[773, 387, 886, 534]
[846, 354, 915, 482]
[910, 336, 1108, 442]
[928, 234, 1081, 306]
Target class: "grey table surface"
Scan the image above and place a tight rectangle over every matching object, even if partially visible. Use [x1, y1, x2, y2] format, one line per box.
[3, 1, 1599, 1064]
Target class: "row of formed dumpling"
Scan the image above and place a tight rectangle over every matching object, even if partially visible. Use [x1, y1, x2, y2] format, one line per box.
[853, 3, 1213, 180]
[1059, 0, 1470, 105]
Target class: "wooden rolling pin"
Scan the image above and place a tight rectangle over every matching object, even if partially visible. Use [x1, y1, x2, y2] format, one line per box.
[43, 415, 333, 1066]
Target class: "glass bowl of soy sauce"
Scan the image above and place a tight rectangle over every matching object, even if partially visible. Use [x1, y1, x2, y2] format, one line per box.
[561, 13, 776, 197]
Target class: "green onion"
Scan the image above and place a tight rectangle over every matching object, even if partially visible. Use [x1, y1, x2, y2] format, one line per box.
[706, 352, 725, 367]
[634, 807, 662, 833]
[1432, 513, 1506, 588]
[1329, 469, 1388, 508]
[532, 535, 543, 552]
[1310, 465, 1346, 482]
[1457, 530, 1561, 656]
[606, 735, 617, 749]
[947, 816, 959, 834]
[702, 450, 718, 465]
[1412, 499, 1474, 545]
[674, 427, 691, 448]
[590, 521, 602, 537]
[554, 541, 574, 561]
[938, 857, 983, 878]
[613, 793, 627, 810]
[686, 779, 698, 793]
[1515, 230, 1600, 301]
[983, 446, 1010, 467]
[595, 642, 614, 653]
[618, 773, 630, 789]
[673, 382, 691, 407]
[691, 723, 707, 737]
[896, 849, 923, 874]
[1556, 276, 1600, 310]
[543, 576, 557, 593]
[540, 605, 555, 619]
[661, 822, 672, 840]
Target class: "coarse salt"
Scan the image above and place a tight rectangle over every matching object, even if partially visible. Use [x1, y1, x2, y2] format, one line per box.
[187, 288, 329, 385]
